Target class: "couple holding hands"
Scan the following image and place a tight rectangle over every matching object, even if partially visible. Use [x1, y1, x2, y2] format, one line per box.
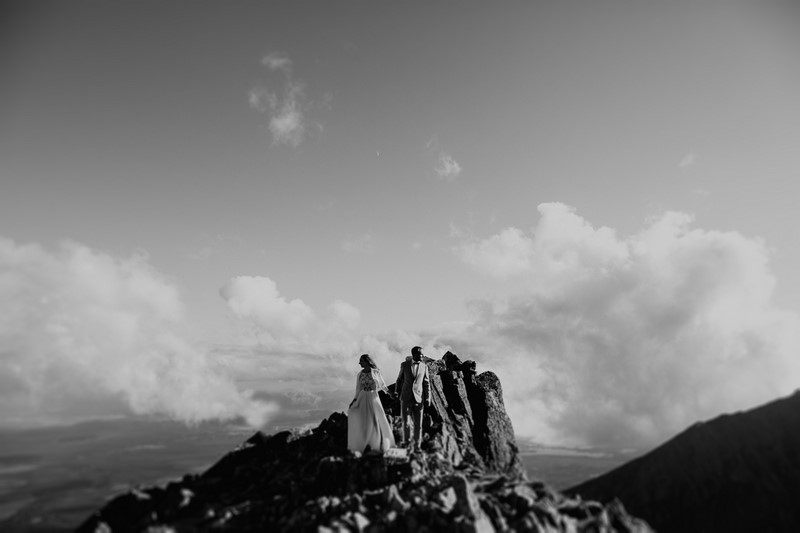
[347, 346, 431, 453]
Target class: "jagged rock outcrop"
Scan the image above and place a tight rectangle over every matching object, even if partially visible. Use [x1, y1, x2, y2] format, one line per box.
[77, 352, 652, 532]
[381, 352, 524, 478]
[568, 390, 800, 532]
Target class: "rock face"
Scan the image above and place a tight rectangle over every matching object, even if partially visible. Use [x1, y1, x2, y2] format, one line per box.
[568, 390, 800, 532]
[77, 352, 652, 532]
[384, 352, 524, 478]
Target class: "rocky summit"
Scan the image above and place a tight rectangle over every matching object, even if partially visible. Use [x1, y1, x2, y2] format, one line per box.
[77, 352, 652, 532]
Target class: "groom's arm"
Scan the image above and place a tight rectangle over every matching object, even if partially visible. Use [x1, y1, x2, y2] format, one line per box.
[422, 366, 430, 405]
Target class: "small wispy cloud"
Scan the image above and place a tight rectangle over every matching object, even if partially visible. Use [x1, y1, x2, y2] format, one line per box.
[342, 233, 376, 254]
[679, 153, 696, 169]
[261, 52, 292, 72]
[268, 84, 306, 147]
[184, 234, 244, 261]
[425, 135, 462, 181]
[448, 221, 464, 238]
[249, 52, 327, 148]
[249, 82, 307, 147]
[248, 87, 276, 112]
[425, 135, 439, 151]
[435, 152, 462, 180]
[185, 246, 215, 261]
[320, 91, 334, 110]
[313, 197, 339, 212]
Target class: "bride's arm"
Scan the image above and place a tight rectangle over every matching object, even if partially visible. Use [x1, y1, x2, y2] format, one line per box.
[372, 369, 389, 393]
[349, 371, 360, 408]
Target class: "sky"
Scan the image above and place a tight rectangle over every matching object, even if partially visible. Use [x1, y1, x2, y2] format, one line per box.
[2, 0, 800, 449]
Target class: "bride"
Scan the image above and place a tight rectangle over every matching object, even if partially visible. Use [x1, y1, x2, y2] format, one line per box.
[347, 353, 396, 453]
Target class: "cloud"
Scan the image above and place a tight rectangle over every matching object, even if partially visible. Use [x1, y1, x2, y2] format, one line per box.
[268, 83, 306, 147]
[250, 53, 326, 147]
[679, 153, 696, 169]
[457, 203, 626, 281]
[183, 234, 244, 261]
[449, 203, 800, 449]
[425, 135, 439, 151]
[221, 276, 316, 343]
[213, 203, 800, 451]
[435, 152, 462, 180]
[249, 82, 307, 147]
[425, 136, 462, 180]
[209, 335, 448, 420]
[341, 233, 376, 254]
[248, 87, 276, 112]
[220, 276, 361, 352]
[320, 91, 334, 110]
[448, 222, 464, 239]
[457, 227, 535, 278]
[218, 277, 453, 410]
[0, 238, 276, 428]
[261, 51, 292, 72]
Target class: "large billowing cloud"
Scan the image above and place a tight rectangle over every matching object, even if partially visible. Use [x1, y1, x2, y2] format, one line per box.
[215, 202, 800, 450]
[450, 203, 800, 448]
[458, 227, 535, 277]
[0, 238, 275, 427]
[220, 276, 361, 354]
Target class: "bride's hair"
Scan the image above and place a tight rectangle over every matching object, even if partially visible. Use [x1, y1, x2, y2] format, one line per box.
[359, 353, 378, 369]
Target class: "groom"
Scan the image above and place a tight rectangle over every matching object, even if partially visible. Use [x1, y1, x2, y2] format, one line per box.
[395, 346, 431, 450]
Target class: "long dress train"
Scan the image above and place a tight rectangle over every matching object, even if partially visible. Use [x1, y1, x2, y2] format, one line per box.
[347, 368, 396, 453]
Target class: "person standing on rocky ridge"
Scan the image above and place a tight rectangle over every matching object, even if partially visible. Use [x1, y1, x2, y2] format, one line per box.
[395, 346, 431, 451]
[347, 354, 396, 453]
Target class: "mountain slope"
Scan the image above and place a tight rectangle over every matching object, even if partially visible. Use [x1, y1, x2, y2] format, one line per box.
[568, 390, 800, 532]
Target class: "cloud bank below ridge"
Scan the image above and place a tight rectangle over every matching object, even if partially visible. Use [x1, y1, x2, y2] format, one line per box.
[6, 201, 797, 451]
[0, 238, 275, 427]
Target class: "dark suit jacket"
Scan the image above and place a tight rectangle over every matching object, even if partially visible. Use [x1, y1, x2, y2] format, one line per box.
[395, 358, 430, 404]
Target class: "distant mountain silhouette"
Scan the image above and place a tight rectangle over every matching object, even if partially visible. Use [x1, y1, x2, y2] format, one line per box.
[568, 390, 800, 532]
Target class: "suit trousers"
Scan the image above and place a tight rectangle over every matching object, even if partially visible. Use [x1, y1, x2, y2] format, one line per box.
[400, 400, 424, 447]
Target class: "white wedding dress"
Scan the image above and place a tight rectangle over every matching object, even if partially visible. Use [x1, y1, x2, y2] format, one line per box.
[347, 368, 396, 453]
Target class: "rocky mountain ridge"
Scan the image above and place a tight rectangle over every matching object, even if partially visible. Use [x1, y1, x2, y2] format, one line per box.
[77, 352, 652, 532]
